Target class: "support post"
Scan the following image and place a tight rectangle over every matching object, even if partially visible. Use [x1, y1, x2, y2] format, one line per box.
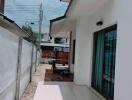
[15, 37, 23, 100]
[69, 31, 72, 72]
[30, 44, 34, 82]
[35, 47, 37, 72]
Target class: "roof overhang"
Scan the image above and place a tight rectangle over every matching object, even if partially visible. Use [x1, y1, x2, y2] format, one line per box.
[60, 0, 71, 3]
[41, 42, 69, 47]
[49, 0, 73, 37]
[50, 18, 76, 38]
[50, 0, 108, 36]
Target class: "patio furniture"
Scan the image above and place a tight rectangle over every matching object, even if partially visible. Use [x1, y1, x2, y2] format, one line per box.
[52, 60, 70, 75]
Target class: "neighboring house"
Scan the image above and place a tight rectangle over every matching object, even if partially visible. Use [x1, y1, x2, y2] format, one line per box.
[41, 33, 70, 46]
[40, 33, 70, 64]
[50, 0, 132, 100]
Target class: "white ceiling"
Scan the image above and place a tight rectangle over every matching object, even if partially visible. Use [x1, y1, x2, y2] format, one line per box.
[68, 0, 108, 18]
[51, 31, 71, 38]
[51, 18, 76, 37]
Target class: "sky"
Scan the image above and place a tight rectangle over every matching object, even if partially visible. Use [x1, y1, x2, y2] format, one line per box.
[4, 0, 69, 33]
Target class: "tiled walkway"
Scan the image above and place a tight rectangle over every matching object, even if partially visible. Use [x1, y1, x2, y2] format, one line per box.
[34, 81, 101, 100]
[21, 64, 102, 100]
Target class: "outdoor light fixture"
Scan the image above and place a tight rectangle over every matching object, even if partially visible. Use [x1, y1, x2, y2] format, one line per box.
[96, 18, 103, 26]
[30, 22, 35, 25]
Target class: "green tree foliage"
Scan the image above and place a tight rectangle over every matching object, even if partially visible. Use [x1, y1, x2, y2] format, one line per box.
[22, 25, 38, 41]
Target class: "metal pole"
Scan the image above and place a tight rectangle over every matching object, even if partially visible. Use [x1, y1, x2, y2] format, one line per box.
[38, 3, 43, 65]
[15, 37, 23, 100]
[30, 44, 34, 82]
[39, 3, 43, 43]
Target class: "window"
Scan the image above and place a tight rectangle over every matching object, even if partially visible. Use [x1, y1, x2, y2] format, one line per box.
[92, 25, 117, 100]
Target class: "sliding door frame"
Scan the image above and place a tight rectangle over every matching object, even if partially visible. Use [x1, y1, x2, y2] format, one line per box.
[91, 24, 117, 100]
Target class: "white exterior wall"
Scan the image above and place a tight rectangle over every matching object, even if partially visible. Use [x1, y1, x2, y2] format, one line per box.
[74, 0, 132, 100]
[0, 26, 37, 100]
[74, 17, 92, 86]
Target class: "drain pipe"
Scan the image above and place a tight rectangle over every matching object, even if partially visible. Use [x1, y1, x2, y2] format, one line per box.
[15, 37, 23, 100]
[30, 44, 34, 82]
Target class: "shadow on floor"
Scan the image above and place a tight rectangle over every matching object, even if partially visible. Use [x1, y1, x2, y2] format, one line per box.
[45, 69, 73, 82]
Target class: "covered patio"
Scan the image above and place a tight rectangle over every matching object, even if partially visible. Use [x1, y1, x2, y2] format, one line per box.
[33, 65, 104, 100]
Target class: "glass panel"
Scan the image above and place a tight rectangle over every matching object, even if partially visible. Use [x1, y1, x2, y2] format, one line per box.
[102, 30, 117, 99]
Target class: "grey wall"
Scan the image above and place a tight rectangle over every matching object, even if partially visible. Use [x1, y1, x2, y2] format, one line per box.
[0, 26, 19, 100]
[20, 40, 32, 97]
[0, 26, 38, 100]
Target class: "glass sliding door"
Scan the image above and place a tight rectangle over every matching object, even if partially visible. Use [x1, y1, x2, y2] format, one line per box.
[92, 25, 117, 100]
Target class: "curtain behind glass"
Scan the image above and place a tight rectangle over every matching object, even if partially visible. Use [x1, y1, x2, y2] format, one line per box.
[94, 32, 104, 91]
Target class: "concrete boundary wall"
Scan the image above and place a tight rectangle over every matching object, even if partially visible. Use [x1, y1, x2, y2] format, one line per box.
[20, 39, 32, 97]
[0, 26, 38, 100]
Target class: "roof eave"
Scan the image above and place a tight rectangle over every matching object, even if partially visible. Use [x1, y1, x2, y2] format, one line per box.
[49, 0, 73, 34]
[60, 0, 71, 3]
